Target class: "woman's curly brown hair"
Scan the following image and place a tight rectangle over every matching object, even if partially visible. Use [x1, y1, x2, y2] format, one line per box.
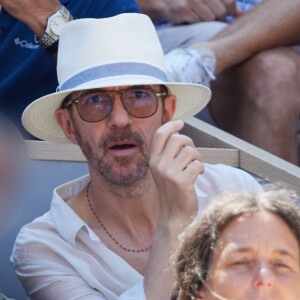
[171, 190, 300, 300]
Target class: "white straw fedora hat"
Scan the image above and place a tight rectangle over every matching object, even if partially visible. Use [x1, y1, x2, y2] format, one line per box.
[22, 13, 211, 143]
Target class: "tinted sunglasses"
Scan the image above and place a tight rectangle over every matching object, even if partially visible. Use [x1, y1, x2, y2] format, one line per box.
[62, 87, 168, 122]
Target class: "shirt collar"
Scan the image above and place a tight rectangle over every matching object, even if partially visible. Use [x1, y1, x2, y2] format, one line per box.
[50, 174, 101, 248]
[49, 172, 208, 248]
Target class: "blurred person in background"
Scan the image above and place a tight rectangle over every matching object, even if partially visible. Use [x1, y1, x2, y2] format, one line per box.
[138, 0, 300, 165]
[0, 114, 27, 300]
[0, 114, 27, 235]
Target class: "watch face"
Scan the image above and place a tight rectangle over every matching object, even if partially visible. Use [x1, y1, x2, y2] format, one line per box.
[50, 16, 68, 36]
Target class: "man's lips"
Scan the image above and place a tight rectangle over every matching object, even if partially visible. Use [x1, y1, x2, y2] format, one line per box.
[108, 142, 138, 156]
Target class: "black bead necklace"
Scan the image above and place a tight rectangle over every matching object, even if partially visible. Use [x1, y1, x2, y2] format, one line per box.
[86, 182, 151, 253]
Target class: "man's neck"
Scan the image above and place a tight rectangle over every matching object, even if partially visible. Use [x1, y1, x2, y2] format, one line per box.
[68, 168, 159, 244]
[91, 169, 159, 224]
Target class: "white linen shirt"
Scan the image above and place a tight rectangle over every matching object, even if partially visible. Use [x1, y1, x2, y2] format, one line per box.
[11, 163, 262, 300]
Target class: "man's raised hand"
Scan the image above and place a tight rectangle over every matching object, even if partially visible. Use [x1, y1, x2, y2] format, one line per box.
[150, 120, 204, 226]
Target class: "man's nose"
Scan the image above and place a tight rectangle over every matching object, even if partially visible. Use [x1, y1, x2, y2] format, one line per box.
[107, 96, 133, 128]
[253, 261, 273, 288]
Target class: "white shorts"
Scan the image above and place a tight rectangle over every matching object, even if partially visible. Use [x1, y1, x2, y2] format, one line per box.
[156, 21, 227, 54]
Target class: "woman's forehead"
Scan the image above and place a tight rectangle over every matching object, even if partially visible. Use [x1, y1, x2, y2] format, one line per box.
[215, 211, 299, 255]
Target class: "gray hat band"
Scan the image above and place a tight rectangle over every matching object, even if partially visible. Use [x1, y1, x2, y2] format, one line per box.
[58, 62, 168, 92]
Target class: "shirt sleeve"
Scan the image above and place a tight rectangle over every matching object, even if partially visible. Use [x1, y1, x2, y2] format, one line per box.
[11, 217, 146, 300]
[194, 164, 263, 213]
[11, 262, 105, 300]
[11, 259, 146, 300]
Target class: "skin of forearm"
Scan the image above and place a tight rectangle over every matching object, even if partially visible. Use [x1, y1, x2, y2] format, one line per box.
[24, 2, 62, 38]
[144, 120, 201, 299]
[144, 219, 187, 300]
[0, 0, 62, 38]
[192, 0, 300, 74]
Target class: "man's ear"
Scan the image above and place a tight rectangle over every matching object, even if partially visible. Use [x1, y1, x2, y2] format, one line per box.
[163, 95, 176, 123]
[55, 108, 78, 145]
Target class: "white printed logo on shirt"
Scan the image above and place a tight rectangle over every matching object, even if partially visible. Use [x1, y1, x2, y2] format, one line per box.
[14, 37, 39, 50]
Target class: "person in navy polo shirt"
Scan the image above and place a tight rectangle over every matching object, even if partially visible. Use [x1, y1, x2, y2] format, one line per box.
[0, 0, 140, 138]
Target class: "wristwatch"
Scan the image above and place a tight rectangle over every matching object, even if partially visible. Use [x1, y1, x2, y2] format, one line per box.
[37, 5, 71, 53]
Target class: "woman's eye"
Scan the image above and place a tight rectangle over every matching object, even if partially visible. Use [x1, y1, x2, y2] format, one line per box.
[231, 259, 253, 267]
[274, 262, 288, 268]
[234, 260, 248, 265]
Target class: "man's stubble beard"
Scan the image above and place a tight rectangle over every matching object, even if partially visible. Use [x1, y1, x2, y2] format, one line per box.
[74, 127, 150, 186]
[69, 99, 166, 186]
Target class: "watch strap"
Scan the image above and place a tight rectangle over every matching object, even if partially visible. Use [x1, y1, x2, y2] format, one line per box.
[45, 40, 59, 54]
[37, 5, 70, 49]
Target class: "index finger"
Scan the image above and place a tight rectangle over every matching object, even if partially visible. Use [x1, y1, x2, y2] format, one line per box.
[151, 120, 184, 157]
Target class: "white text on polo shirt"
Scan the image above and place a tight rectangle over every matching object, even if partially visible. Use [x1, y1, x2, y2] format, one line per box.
[14, 38, 39, 50]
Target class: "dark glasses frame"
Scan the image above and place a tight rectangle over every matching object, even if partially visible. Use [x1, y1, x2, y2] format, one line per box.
[62, 86, 168, 122]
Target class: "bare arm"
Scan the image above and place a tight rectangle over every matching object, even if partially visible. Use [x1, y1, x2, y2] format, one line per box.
[144, 120, 204, 300]
[191, 0, 300, 74]
[137, 0, 238, 24]
[0, 0, 72, 38]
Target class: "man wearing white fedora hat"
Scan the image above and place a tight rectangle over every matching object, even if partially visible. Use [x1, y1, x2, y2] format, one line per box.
[11, 13, 262, 300]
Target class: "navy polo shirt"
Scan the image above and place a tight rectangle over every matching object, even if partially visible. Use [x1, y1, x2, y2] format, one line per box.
[0, 0, 140, 138]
